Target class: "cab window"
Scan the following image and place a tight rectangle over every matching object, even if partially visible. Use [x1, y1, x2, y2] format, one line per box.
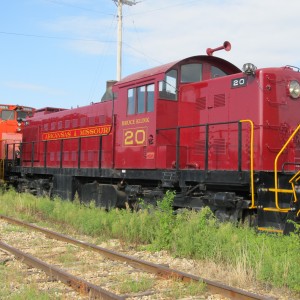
[127, 88, 135, 115]
[159, 69, 177, 100]
[17, 111, 28, 120]
[137, 86, 145, 114]
[211, 66, 227, 78]
[181, 63, 202, 83]
[127, 84, 155, 115]
[147, 84, 154, 112]
[1, 110, 15, 120]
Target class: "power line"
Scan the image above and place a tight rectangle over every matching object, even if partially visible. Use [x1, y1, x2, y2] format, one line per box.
[87, 15, 118, 103]
[126, 0, 200, 16]
[123, 41, 163, 65]
[0, 30, 116, 43]
[0, 29, 161, 65]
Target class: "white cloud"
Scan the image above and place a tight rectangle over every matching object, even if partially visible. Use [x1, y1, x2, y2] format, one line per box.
[43, 15, 117, 54]
[121, 0, 300, 69]
[43, 0, 300, 70]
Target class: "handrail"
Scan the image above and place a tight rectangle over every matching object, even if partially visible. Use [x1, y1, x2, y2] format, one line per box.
[5, 135, 105, 170]
[240, 120, 256, 208]
[158, 119, 256, 209]
[273, 124, 300, 211]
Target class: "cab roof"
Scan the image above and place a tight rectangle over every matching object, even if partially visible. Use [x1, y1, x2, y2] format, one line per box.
[114, 55, 241, 87]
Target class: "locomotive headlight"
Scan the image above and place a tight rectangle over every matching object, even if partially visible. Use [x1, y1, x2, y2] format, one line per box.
[288, 80, 300, 99]
[242, 63, 257, 76]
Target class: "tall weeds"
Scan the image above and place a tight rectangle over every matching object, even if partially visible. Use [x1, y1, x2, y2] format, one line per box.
[0, 188, 299, 292]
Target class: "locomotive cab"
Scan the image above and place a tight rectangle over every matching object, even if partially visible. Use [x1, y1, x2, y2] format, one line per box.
[113, 55, 241, 170]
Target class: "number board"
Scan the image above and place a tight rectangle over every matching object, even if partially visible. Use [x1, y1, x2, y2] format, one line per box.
[123, 127, 147, 146]
[231, 77, 247, 88]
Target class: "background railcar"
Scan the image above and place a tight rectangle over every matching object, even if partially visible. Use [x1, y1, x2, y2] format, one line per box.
[6, 44, 300, 233]
[0, 104, 34, 180]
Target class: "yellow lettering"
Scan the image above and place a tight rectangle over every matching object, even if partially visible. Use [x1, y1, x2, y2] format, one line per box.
[122, 119, 135, 126]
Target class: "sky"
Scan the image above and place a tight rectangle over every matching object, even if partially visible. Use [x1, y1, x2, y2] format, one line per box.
[1, 0, 300, 109]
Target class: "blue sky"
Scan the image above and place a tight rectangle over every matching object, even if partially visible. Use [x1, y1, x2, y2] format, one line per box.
[1, 0, 300, 109]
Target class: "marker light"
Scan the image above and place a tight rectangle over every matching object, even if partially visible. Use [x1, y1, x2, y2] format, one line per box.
[288, 80, 300, 99]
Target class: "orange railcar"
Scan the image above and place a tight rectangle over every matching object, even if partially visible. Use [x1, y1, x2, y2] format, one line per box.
[0, 104, 34, 180]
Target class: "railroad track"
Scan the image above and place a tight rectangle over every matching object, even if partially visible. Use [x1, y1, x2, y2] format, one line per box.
[0, 214, 276, 300]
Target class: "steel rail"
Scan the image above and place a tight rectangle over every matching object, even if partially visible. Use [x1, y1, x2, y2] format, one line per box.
[0, 240, 124, 300]
[0, 214, 277, 300]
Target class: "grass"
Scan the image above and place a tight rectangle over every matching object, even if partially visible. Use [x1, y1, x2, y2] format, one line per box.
[118, 275, 155, 294]
[164, 280, 207, 299]
[0, 265, 58, 300]
[0, 188, 299, 295]
[57, 245, 77, 265]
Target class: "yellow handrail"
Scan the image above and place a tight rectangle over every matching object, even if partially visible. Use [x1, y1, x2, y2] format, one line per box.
[240, 119, 256, 209]
[288, 170, 300, 203]
[273, 124, 300, 211]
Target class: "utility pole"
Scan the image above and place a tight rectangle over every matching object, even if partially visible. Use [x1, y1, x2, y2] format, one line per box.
[113, 0, 137, 81]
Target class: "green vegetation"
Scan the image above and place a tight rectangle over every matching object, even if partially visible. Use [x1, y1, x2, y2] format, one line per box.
[164, 280, 207, 299]
[118, 275, 155, 294]
[0, 188, 299, 295]
[57, 245, 77, 265]
[0, 265, 58, 300]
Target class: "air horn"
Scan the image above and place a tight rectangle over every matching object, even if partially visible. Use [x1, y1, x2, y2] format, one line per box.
[206, 41, 231, 56]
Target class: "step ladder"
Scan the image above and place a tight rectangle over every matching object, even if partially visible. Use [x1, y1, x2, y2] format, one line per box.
[257, 125, 300, 234]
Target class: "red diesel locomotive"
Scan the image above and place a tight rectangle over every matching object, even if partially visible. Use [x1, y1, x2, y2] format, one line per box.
[6, 42, 300, 233]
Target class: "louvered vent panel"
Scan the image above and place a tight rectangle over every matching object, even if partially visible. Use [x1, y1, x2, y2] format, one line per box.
[214, 94, 225, 108]
[213, 138, 226, 155]
[194, 140, 206, 155]
[196, 97, 206, 110]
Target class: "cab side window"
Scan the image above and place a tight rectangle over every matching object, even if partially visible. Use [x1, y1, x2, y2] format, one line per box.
[137, 86, 145, 113]
[159, 69, 177, 100]
[147, 84, 154, 112]
[127, 88, 135, 115]
[127, 84, 155, 115]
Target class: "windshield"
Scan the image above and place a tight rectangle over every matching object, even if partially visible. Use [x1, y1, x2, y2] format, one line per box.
[17, 111, 29, 120]
[1, 110, 15, 120]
